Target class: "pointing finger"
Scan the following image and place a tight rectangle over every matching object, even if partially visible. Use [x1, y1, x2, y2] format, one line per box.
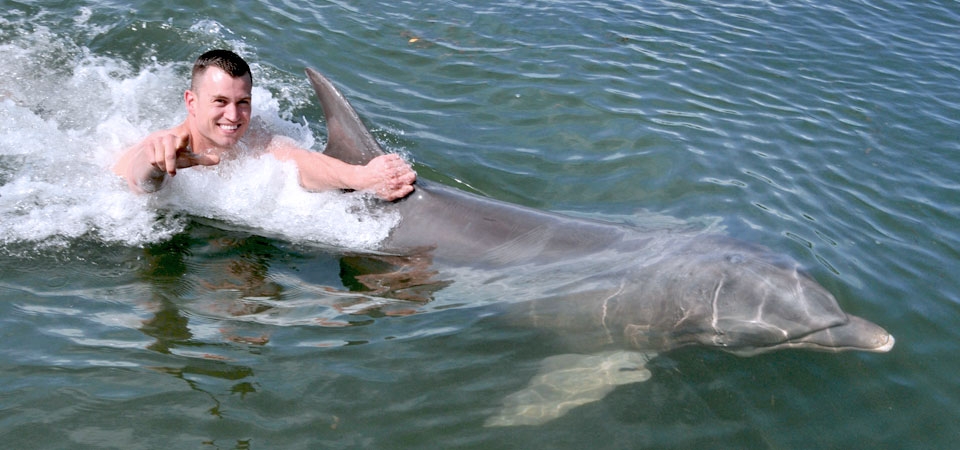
[171, 150, 220, 171]
[181, 152, 220, 168]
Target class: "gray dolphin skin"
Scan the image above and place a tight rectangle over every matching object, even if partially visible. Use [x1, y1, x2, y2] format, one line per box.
[305, 68, 894, 425]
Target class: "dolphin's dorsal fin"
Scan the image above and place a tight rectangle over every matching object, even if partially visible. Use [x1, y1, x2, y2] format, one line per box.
[305, 68, 386, 165]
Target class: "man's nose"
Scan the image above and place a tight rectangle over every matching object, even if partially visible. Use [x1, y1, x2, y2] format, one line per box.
[224, 103, 239, 121]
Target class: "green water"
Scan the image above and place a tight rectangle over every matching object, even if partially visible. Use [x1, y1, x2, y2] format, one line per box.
[1, 0, 958, 448]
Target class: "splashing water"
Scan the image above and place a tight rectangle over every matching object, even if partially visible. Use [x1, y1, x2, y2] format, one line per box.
[0, 24, 399, 251]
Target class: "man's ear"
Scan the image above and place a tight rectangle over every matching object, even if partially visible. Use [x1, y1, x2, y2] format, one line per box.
[184, 90, 196, 115]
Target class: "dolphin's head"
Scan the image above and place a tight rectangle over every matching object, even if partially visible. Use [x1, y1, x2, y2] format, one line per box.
[622, 235, 894, 355]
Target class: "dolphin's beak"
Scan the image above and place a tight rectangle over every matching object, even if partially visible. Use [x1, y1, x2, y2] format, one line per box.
[731, 315, 895, 356]
[786, 314, 895, 353]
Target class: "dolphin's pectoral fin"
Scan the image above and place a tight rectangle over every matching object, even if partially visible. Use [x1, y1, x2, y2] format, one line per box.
[484, 350, 656, 427]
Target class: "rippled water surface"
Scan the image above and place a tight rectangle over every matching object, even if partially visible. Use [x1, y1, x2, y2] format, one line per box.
[1, 1, 958, 448]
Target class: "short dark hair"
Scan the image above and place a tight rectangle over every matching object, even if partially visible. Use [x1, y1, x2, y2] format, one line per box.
[190, 49, 252, 91]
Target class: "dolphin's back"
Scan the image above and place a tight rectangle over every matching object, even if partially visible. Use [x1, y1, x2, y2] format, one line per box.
[382, 181, 631, 266]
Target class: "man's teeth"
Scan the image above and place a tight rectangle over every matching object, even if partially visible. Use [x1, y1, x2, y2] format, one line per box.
[220, 124, 240, 130]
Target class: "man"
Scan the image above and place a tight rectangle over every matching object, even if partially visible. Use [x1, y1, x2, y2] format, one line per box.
[114, 49, 416, 200]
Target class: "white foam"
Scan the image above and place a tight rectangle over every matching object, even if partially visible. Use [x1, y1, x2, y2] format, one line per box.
[0, 21, 399, 250]
[153, 154, 399, 249]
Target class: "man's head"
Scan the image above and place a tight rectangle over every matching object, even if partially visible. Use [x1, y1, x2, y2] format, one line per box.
[191, 49, 252, 91]
[185, 50, 253, 153]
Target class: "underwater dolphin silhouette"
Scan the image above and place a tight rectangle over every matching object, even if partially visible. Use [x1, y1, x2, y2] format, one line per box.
[305, 68, 894, 426]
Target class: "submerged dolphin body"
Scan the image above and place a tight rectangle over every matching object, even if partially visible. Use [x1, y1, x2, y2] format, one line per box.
[305, 68, 894, 425]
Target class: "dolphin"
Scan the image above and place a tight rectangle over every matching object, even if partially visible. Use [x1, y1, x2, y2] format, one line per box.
[305, 68, 894, 425]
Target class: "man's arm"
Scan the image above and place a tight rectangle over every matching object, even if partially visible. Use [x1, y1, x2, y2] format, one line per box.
[113, 124, 220, 193]
[270, 138, 416, 201]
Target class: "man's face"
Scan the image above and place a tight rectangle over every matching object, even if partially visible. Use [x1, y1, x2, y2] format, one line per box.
[185, 67, 252, 153]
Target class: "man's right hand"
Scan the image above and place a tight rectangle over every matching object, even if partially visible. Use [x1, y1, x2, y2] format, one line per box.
[143, 130, 219, 176]
[114, 125, 220, 193]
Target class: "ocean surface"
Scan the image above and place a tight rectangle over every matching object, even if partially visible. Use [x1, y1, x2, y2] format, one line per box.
[1, 0, 958, 448]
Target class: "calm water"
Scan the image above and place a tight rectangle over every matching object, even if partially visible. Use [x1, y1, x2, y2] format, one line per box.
[1, 0, 958, 448]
